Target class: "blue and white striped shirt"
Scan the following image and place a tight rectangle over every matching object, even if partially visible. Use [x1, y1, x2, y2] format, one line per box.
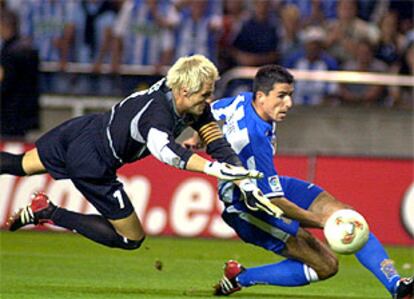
[114, 0, 176, 65]
[173, 5, 220, 63]
[211, 92, 285, 205]
[21, 0, 70, 62]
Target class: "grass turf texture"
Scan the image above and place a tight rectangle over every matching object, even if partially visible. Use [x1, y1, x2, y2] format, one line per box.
[1, 231, 413, 299]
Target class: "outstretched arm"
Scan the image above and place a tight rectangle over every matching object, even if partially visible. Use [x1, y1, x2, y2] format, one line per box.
[134, 98, 261, 180]
[191, 106, 242, 167]
[187, 111, 284, 217]
[185, 154, 263, 181]
[146, 128, 262, 180]
[182, 132, 283, 216]
[270, 197, 325, 228]
[239, 180, 284, 218]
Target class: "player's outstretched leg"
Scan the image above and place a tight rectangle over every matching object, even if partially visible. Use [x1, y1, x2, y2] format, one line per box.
[0, 149, 47, 176]
[213, 228, 339, 296]
[213, 258, 326, 296]
[7, 192, 56, 230]
[309, 192, 410, 298]
[7, 192, 145, 250]
[355, 233, 405, 297]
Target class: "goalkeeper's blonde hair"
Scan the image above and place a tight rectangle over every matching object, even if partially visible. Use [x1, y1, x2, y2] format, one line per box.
[166, 54, 219, 95]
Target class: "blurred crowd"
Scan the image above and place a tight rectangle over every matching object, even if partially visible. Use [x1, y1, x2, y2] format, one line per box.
[1, 0, 413, 108]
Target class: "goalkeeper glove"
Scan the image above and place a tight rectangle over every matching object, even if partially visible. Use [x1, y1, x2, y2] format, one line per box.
[204, 161, 264, 181]
[239, 180, 284, 218]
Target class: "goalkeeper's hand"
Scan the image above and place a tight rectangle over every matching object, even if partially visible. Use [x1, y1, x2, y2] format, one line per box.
[204, 161, 264, 181]
[239, 180, 284, 218]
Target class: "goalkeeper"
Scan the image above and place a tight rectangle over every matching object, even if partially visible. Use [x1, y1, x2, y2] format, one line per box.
[184, 65, 412, 299]
[0, 55, 266, 251]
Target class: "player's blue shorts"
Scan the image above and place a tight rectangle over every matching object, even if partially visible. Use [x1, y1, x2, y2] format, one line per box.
[222, 176, 324, 254]
[36, 114, 134, 220]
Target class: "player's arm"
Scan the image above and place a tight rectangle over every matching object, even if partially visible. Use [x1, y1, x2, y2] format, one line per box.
[190, 105, 241, 166]
[238, 179, 284, 218]
[181, 131, 282, 216]
[269, 197, 324, 228]
[146, 130, 262, 181]
[190, 110, 267, 180]
[186, 154, 263, 181]
[235, 122, 287, 217]
[141, 105, 262, 181]
[189, 104, 283, 217]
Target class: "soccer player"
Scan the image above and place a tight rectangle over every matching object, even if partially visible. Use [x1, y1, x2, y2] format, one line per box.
[0, 54, 267, 251]
[197, 65, 412, 298]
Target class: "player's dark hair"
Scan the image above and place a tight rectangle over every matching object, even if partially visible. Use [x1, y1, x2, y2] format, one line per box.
[253, 65, 294, 98]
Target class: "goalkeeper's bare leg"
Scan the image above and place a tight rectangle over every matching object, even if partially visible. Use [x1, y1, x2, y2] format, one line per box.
[1, 148, 145, 249]
[0, 148, 46, 176]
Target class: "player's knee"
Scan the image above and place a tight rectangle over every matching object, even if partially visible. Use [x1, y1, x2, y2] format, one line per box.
[116, 236, 146, 250]
[109, 232, 145, 250]
[316, 255, 339, 280]
[127, 236, 146, 250]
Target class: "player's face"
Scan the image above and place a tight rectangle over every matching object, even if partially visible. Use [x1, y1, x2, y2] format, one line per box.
[257, 83, 294, 122]
[185, 81, 215, 116]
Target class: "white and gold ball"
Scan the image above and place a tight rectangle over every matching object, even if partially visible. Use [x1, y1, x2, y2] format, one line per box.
[324, 209, 370, 255]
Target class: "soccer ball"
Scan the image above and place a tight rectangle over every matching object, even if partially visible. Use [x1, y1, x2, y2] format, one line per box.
[324, 209, 370, 255]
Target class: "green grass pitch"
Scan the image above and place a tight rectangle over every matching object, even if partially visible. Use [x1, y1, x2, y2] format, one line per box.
[1, 231, 413, 299]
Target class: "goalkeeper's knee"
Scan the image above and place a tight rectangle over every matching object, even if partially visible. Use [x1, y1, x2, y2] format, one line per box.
[113, 235, 145, 250]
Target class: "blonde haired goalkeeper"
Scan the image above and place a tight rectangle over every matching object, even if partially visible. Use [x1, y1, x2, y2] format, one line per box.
[1, 54, 270, 251]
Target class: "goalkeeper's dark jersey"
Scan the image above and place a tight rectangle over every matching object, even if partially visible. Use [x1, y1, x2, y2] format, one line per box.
[103, 78, 239, 169]
[36, 78, 240, 182]
[34, 78, 241, 219]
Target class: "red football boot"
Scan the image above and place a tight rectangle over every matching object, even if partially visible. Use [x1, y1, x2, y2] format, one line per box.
[7, 192, 56, 231]
[214, 260, 245, 296]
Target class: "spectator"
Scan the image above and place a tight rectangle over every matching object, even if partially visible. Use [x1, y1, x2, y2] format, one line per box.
[280, 0, 337, 22]
[389, 0, 414, 35]
[0, 10, 40, 139]
[92, 1, 123, 73]
[375, 11, 405, 66]
[339, 39, 388, 106]
[217, 0, 248, 72]
[300, 0, 326, 28]
[229, 0, 280, 66]
[406, 29, 414, 47]
[357, 0, 387, 22]
[1, 0, 25, 21]
[113, 0, 178, 70]
[325, 0, 380, 65]
[58, 0, 122, 95]
[173, 0, 221, 64]
[389, 41, 414, 109]
[20, 0, 75, 70]
[71, 0, 121, 71]
[284, 26, 339, 105]
[279, 4, 302, 59]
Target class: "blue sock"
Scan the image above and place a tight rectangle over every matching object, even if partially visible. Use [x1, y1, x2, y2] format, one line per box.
[355, 233, 400, 295]
[237, 259, 314, 287]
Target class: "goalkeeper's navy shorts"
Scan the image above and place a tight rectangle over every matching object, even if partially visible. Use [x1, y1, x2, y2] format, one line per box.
[35, 114, 134, 220]
[222, 177, 323, 253]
